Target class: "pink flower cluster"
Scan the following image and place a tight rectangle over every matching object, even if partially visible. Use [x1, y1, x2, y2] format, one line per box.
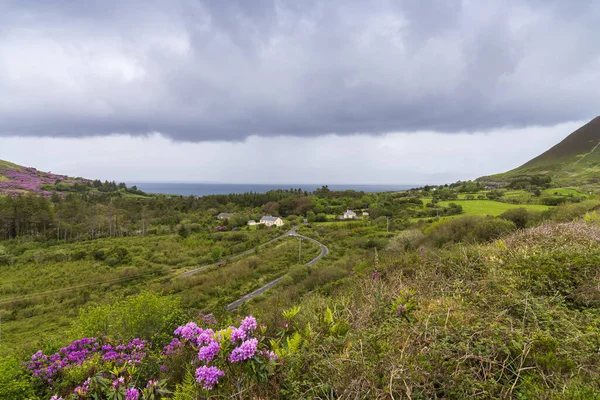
[0, 166, 87, 196]
[26, 337, 149, 383]
[168, 315, 276, 391]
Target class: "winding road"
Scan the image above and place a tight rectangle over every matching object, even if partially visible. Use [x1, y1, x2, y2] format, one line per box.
[225, 228, 329, 310]
[179, 226, 303, 278]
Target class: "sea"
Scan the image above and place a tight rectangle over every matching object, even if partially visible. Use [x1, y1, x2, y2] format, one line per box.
[128, 183, 419, 197]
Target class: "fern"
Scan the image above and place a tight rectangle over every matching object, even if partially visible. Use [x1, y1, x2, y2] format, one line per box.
[172, 370, 198, 400]
[285, 332, 303, 355]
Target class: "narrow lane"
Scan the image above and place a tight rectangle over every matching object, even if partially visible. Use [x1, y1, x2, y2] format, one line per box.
[179, 226, 300, 278]
[225, 229, 328, 311]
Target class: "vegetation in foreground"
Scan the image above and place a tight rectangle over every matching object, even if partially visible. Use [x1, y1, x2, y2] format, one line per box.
[1, 195, 599, 398]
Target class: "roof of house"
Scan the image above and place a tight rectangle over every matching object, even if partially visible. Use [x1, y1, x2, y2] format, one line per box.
[344, 210, 357, 215]
[247, 220, 256, 223]
[217, 212, 234, 218]
[260, 216, 281, 222]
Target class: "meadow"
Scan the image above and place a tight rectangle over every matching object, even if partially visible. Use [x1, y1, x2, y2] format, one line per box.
[436, 199, 550, 216]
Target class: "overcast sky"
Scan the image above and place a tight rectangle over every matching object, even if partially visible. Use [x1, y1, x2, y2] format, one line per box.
[0, 0, 598, 184]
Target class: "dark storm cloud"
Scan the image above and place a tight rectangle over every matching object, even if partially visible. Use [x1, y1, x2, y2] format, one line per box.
[0, 0, 599, 141]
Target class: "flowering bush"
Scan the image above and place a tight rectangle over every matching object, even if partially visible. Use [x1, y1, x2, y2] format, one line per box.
[163, 315, 279, 393]
[29, 314, 279, 398]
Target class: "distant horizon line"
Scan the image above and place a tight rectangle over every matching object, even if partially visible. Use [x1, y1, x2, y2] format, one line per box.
[126, 181, 429, 187]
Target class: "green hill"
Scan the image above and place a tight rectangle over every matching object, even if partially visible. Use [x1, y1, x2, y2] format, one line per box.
[480, 116, 600, 186]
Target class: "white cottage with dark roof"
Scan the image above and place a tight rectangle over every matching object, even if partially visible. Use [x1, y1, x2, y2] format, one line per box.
[343, 210, 357, 219]
[260, 216, 284, 227]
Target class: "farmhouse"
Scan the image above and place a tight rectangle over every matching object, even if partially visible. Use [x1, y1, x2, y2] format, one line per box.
[217, 212, 234, 220]
[362, 211, 369, 216]
[343, 210, 357, 219]
[260, 216, 284, 227]
[247, 220, 257, 226]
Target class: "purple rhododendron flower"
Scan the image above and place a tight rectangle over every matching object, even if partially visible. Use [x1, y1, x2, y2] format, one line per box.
[229, 338, 258, 362]
[195, 366, 225, 390]
[240, 315, 257, 333]
[230, 327, 246, 342]
[125, 388, 140, 400]
[174, 322, 203, 341]
[198, 340, 220, 363]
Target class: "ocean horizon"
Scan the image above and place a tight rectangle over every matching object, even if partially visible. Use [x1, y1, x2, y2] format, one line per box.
[129, 182, 420, 196]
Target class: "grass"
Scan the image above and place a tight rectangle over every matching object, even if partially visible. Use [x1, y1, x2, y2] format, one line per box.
[0, 159, 23, 171]
[542, 187, 588, 196]
[436, 199, 550, 216]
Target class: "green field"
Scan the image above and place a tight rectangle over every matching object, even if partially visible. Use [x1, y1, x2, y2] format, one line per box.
[542, 187, 588, 196]
[437, 199, 551, 216]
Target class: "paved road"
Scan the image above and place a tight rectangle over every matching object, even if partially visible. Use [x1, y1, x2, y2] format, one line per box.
[225, 228, 328, 311]
[179, 226, 300, 278]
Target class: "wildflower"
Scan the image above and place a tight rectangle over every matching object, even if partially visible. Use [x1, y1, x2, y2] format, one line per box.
[73, 377, 90, 396]
[146, 379, 158, 388]
[174, 322, 203, 341]
[230, 327, 246, 342]
[198, 340, 220, 363]
[261, 349, 278, 361]
[397, 304, 407, 315]
[371, 271, 379, 280]
[195, 366, 225, 390]
[199, 313, 217, 325]
[50, 396, 64, 400]
[240, 315, 257, 333]
[229, 338, 258, 362]
[113, 376, 125, 388]
[125, 388, 140, 400]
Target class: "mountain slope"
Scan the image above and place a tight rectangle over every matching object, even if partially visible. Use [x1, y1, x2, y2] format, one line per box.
[0, 159, 88, 196]
[481, 116, 600, 186]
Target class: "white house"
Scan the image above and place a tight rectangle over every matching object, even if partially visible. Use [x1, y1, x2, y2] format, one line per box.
[247, 220, 257, 226]
[343, 210, 357, 219]
[217, 212, 234, 220]
[362, 211, 370, 216]
[260, 216, 284, 227]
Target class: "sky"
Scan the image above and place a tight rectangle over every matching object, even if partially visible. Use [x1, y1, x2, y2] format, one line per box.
[0, 0, 599, 184]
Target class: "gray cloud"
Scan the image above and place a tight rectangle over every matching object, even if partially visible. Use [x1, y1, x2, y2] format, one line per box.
[0, 0, 599, 141]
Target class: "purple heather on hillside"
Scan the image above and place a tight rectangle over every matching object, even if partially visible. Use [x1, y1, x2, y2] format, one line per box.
[0, 164, 89, 196]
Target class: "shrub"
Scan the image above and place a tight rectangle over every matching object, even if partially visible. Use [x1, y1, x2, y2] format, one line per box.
[0, 356, 36, 399]
[0, 245, 14, 265]
[72, 291, 186, 343]
[470, 218, 516, 242]
[550, 200, 600, 222]
[427, 215, 483, 246]
[287, 264, 311, 283]
[386, 229, 426, 252]
[499, 207, 540, 229]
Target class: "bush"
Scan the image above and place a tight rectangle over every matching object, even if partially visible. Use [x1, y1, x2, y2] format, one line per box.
[470, 218, 516, 242]
[288, 264, 311, 283]
[105, 246, 130, 266]
[427, 216, 483, 246]
[386, 229, 426, 252]
[0, 246, 14, 266]
[499, 207, 541, 229]
[0, 356, 36, 399]
[72, 291, 186, 343]
[550, 200, 600, 222]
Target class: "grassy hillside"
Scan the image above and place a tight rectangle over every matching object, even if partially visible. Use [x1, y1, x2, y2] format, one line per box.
[481, 116, 600, 186]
